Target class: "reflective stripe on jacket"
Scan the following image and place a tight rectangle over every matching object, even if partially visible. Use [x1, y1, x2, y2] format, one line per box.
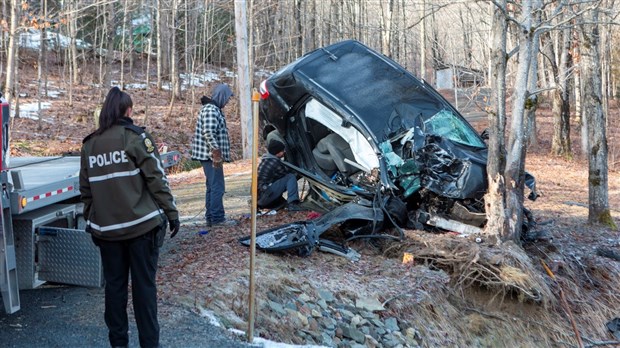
[80, 117, 179, 241]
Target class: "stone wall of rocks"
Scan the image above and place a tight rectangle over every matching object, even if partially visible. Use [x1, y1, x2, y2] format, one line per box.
[261, 286, 422, 348]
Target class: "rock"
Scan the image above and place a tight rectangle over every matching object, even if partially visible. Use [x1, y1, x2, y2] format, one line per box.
[350, 344, 367, 348]
[308, 317, 319, 331]
[375, 326, 386, 336]
[370, 318, 385, 328]
[365, 334, 380, 348]
[296, 311, 309, 326]
[267, 300, 286, 316]
[355, 297, 385, 312]
[299, 304, 312, 317]
[339, 308, 355, 321]
[267, 291, 279, 302]
[317, 299, 329, 310]
[285, 285, 302, 293]
[392, 331, 407, 344]
[351, 314, 363, 327]
[405, 327, 420, 344]
[286, 309, 303, 327]
[381, 333, 400, 348]
[321, 332, 334, 347]
[298, 293, 311, 302]
[385, 317, 399, 332]
[320, 317, 337, 330]
[318, 289, 335, 302]
[360, 326, 370, 335]
[340, 324, 366, 344]
[311, 309, 323, 318]
[285, 301, 297, 311]
[335, 327, 343, 338]
[360, 310, 378, 319]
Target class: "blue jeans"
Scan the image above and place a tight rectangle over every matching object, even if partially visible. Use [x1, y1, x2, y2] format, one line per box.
[258, 173, 299, 207]
[201, 160, 226, 224]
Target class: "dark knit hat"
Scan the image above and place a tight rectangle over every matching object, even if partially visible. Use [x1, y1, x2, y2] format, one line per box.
[268, 140, 285, 155]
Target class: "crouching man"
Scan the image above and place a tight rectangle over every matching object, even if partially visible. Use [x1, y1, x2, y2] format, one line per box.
[257, 140, 303, 211]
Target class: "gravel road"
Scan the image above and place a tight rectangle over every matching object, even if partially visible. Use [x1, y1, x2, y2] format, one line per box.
[0, 284, 252, 348]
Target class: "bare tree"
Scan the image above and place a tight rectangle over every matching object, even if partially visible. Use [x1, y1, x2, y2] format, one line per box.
[526, 1, 543, 149]
[103, 1, 116, 92]
[37, 0, 48, 129]
[579, 5, 615, 228]
[484, 0, 508, 242]
[550, 9, 572, 157]
[4, 0, 19, 103]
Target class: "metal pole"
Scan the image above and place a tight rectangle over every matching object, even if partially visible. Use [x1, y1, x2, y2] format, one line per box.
[247, 89, 260, 343]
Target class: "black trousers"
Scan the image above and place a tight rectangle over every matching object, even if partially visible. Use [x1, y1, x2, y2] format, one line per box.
[96, 229, 160, 348]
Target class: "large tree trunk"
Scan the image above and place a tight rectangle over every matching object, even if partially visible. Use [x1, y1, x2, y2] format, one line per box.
[37, 0, 47, 129]
[526, 3, 542, 148]
[103, 1, 115, 92]
[295, 0, 303, 57]
[380, 0, 393, 57]
[551, 22, 572, 157]
[69, 0, 80, 85]
[167, 0, 181, 102]
[4, 0, 19, 103]
[580, 7, 614, 228]
[120, 0, 130, 87]
[484, 0, 508, 242]
[234, 0, 252, 159]
[156, 0, 164, 90]
[419, 0, 426, 80]
[504, 0, 539, 242]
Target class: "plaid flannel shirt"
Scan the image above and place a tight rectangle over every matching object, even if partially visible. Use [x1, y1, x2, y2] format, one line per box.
[257, 154, 289, 188]
[190, 103, 231, 161]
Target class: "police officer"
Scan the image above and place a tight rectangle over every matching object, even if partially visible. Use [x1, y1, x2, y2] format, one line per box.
[80, 87, 179, 348]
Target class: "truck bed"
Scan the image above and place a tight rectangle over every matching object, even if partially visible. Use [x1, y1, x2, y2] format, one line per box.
[8, 156, 81, 215]
[9, 156, 80, 190]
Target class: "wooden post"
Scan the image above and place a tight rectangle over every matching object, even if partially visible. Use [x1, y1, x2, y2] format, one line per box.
[247, 89, 260, 343]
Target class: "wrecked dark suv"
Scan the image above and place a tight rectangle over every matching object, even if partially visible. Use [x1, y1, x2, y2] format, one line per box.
[246, 40, 528, 258]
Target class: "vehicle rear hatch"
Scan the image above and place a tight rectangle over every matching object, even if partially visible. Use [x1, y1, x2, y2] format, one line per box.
[264, 40, 475, 144]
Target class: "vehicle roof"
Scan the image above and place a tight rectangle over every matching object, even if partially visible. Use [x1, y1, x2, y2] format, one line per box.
[269, 40, 460, 142]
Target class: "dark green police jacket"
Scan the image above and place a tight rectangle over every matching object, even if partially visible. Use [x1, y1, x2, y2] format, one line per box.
[80, 117, 179, 241]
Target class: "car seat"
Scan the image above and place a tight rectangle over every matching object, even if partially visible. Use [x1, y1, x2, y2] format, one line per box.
[312, 133, 357, 176]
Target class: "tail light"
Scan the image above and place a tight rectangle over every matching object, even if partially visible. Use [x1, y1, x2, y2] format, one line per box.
[259, 80, 269, 100]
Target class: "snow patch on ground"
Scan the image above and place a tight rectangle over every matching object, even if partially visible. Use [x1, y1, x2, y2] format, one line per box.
[11, 102, 52, 120]
[199, 307, 327, 348]
[229, 329, 328, 348]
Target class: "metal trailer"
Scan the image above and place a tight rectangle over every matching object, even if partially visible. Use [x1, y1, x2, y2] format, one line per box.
[0, 99, 181, 314]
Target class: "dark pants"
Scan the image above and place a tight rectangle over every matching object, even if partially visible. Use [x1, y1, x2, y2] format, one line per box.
[96, 229, 160, 348]
[258, 173, 299, 207]
[201, 159, 226, 224]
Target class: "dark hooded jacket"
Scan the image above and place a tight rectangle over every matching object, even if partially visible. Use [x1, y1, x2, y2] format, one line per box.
[80, 117, 179, 241]
[190, 84, 233, 162]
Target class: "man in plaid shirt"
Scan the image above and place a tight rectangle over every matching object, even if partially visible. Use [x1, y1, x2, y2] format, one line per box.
[191, 84, 237, 226]
[257, 140, 303, 211]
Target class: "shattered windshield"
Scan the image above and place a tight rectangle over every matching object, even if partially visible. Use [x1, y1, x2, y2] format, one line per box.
[423, 110, 485, 148]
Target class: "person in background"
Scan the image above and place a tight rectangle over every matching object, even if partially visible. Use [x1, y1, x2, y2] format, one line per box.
[80, 87, 180, 348]
[191, 83, 237, 226]
[257, 139, 303, 211]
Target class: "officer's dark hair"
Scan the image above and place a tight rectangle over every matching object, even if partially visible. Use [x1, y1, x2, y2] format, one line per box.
[96, 87, 133, 135]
